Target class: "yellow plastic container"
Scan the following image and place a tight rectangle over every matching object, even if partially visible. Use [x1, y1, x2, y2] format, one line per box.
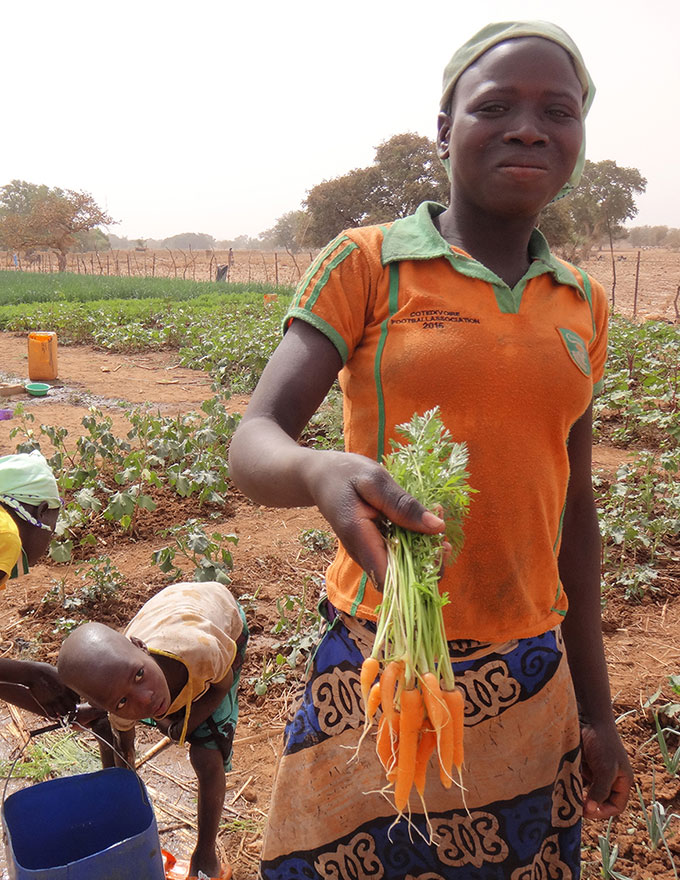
[27, 331, 58, 381]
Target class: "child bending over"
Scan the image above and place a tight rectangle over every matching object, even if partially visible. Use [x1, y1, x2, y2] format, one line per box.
[58, 580, 248, 880]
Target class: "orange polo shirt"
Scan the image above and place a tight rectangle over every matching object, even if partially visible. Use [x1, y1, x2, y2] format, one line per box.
[287, 202, 608, 642]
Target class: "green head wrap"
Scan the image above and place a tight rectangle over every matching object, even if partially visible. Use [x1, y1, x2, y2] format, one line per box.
[439, 20, 595, 201]
[0, 450, 60, 530]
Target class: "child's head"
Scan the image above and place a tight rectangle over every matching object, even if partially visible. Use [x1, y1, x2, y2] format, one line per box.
[0, 450, 60, 565]
[58, 622, 171, 721]
[437, 21, 595, 213]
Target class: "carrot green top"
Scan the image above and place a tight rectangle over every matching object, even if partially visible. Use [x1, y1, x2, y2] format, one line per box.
[286, 201, 608, 642]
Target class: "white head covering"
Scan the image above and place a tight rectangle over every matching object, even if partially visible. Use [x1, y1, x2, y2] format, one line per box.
[0, 450, 60, 530]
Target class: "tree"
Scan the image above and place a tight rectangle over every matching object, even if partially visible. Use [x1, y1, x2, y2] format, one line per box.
[0, 180, 114, 271]
[303, 133, 449, 246]
[539, 160, 646, 259]
[304, 166, 381, 246]
[162, 232, 216, 250]
[261, 210, 310, 253]
[73, 228, 111, 252]
[370, 133, 450, 219]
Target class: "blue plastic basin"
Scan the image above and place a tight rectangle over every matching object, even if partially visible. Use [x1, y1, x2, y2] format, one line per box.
[2, 767, 164, 879]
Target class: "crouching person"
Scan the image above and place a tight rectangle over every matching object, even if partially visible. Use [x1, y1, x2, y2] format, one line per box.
[58, 581, 248, 880]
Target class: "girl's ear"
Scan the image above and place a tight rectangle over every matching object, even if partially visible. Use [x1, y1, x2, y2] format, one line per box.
[36, 501, 49, 518]
[437, 112, 452, 159]
[130, 637, 149, 654]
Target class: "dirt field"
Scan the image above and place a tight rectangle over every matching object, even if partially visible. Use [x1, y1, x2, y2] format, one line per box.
[0, 333, 678, 879]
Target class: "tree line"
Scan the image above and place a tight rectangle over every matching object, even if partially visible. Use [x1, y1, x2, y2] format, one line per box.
[0, 136, 671, 272]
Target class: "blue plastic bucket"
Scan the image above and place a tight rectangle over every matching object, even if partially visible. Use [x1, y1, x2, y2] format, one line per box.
[2, 767, 165, 879]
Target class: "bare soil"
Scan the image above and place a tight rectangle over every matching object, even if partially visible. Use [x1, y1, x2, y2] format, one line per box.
[0, 332, 678, 880]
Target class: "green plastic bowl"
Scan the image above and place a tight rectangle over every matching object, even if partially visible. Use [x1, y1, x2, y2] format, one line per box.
[25, 382, 50, 397]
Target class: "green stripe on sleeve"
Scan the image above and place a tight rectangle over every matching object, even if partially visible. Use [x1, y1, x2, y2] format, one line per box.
[294, 236, 351, 305]
[284, 309, 349, 363]
[302, 242, 358, 312]
[374, 262, 401, 463]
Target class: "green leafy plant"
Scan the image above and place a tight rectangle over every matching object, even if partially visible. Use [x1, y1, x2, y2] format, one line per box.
[52, 618, 80, 635]
[298, 528, 335, 553]
[597, 447, 680, 601]
[249, 655, 290, 697]
[43, 556, 124, 611]
[152, 520, 237, 584]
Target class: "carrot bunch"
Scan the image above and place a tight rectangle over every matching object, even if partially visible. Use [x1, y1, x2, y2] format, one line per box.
[359, 408, 473, 814]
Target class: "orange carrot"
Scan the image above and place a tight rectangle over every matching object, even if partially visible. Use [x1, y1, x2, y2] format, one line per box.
[394, 687, 424, 811]
[421, 672, 453, 788]
[360, 657, 380, 707]
[376, 712, 400, 780]
[413, 725, 437, 797]
[443, 686, 466, 772]
[366, 682, 381, 721]
[380, 660, 404, 727]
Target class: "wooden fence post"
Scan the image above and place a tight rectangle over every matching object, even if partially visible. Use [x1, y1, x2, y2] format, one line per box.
[633, 250, 641, 319]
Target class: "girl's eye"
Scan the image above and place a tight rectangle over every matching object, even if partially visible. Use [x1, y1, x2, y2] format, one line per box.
[478, 103, 506, 114]
[548, 106, 578, 120]
[135, 668, 144, 682]
[116, 696, 127, 710]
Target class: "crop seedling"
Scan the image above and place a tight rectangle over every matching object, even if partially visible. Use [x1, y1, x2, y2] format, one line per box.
[152, 520, 237, 584]
[249, 655, 289, 697]
[270, 577, 323, 669]
[356, 407, 474, 822]
[645, 712, 680, 777]
[298, 528, 335, 553]
[597, 818, 633, 880]
[635, 776, 680, 878]
[43, 556, 124, 611]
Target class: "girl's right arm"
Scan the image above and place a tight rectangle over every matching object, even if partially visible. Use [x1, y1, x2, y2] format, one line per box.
[228, 319, 444, 587]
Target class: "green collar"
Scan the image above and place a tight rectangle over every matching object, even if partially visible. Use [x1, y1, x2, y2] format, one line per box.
[381, 201, 585, 299]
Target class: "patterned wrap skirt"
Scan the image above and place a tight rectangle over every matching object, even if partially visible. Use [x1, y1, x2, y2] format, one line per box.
[260, 607, 583, 880]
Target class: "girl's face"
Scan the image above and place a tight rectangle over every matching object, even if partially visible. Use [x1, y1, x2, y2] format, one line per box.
[16, 502, 59, 565]
[438, 37, 584, 220]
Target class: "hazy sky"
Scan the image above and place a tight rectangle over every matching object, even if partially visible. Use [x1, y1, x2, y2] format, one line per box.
[4, 0, 678, 240]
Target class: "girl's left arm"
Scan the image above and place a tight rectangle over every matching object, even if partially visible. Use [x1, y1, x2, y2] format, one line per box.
[559, 403, 633, 819]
